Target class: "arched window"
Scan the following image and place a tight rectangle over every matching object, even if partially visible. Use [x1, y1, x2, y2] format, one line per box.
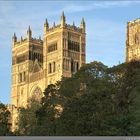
[20, 88, 24, 106]
[49, 63, 52, 73]
[77, 62, 79, 71]
[23, 72, 26, 81]
[29, 51, 31, 59]
[19, 73, 22, 82]
[71, 60, 74, 72]
[20, 88, 24, 98]
[53, 62, 56, 72]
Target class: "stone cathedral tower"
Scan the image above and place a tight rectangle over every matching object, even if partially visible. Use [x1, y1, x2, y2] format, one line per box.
[11, 26, 44, 130]
[126, 19, 140, 62]
[11, 12, 86, 131]
[43, 12, 86, 86]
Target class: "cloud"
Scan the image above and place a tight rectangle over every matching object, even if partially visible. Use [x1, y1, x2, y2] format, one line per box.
[0, 1, 15, 16]
[59, 1, 140, 14]
[0, 1, 140, 19]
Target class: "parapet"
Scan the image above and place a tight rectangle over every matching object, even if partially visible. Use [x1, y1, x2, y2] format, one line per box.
[128, 18, 140, 27]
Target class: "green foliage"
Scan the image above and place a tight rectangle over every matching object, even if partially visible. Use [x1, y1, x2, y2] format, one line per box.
[15, 60, 140, 136]
[56, 61, 116, 135]
[0, 102, 13, 136]
[35, 83, 63, 135]
[16, 97, 41, 136]
[108, 61, 140, 135]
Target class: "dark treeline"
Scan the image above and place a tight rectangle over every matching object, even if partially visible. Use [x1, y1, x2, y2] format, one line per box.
[1, 61, 140, 136]
[0, 102, 13, 136]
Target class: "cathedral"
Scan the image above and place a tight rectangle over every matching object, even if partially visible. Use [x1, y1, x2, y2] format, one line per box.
[126, 18, 140, 62]
[11, 12, 86, 130]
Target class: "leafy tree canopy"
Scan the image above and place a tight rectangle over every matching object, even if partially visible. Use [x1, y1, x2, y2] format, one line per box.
[0, 101, 13, 136]
[16, 61, 140, 136]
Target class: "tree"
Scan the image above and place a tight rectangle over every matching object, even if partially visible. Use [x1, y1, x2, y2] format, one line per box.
[36, 61, 118, 135]
[16, 97, 41, 136]
[112, 61, 140, 135]
[36, 83, 63, 136]
[0, 102, 12, 136]
[15, 60, 140, 136]
[51, 61, 140, 135]
[56, 61, 117, 135]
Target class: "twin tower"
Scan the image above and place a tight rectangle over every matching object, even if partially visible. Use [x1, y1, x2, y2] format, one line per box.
[126, 18, 140, 62]
[11, 12, 86, 130]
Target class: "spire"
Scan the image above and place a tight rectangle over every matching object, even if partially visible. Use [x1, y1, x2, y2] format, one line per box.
[44, 18, 49, 34]
[73, 21, 75, 26]
[27, 25, 32, 40]
[44, 18, 49, 27]
[53, 22, 55, 27]
[82, 17, 85, 24]
[45, 18, 48, 24]
[12, 32, 17, 46]
[21, 36, 23, 41]
[13, 32, 16, 38]
[39, 35, 41, 40]
[27, 25, 31, 35]
[81, 17, 85, 26]
[60, 11, 66, 28]
[62, 11, 64, 17]
[80, 17, 85, 33]
[28, 26, 31, 32]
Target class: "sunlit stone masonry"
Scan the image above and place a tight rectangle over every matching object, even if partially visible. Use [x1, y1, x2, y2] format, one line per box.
[10, 12, 86, 131]
[126, 18, 140, 62]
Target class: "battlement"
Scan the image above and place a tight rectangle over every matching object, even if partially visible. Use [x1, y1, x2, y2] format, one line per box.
[46, 23, 82, 33]
[15, 38, 27, 45]
[65, 24, 82, 33]
[14, 37, 43, 46]
[128, 18, 140, 26]
[47, 24, 61, 32]
[44, 11, 85, 34]
[12, 25, 43, 47]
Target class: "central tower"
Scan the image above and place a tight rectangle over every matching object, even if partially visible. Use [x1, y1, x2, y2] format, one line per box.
[43, 12, 86, 86]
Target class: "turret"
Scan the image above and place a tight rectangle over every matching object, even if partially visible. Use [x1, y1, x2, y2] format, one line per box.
[53, 22, 56, 27]
[12, 33, 17, 46]
[21, 36, 23, 42]
[73, 21, 75, 26]
[27, 26, 32, 40]
[39, 35, 41, 40]
[80, 17, 85, 33]
[60, 11, 66, 28]
[44, 18, 49, 34]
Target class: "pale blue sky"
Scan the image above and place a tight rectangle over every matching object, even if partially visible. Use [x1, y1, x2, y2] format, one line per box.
[0, 0, 140, 104]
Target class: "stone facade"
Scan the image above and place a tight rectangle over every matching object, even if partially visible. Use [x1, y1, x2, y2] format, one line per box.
[126, 18, 140, 62]
[11, 12, 86, 131]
